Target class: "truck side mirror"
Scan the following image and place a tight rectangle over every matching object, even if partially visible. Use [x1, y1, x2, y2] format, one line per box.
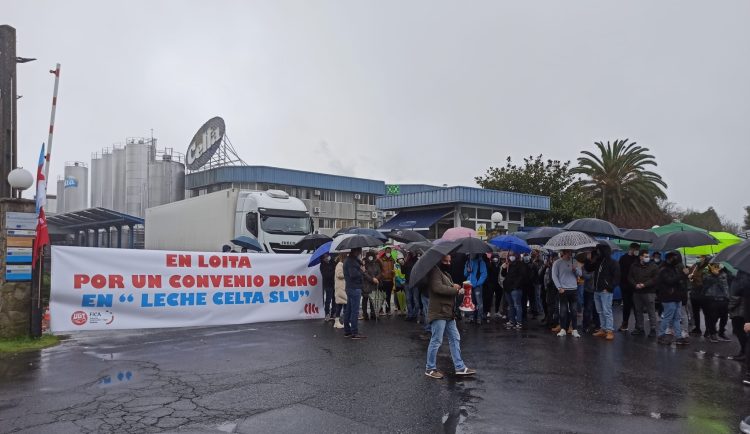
[246, 212, 258, 237]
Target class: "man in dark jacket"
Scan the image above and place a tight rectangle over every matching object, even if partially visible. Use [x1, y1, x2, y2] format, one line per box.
[319, 254, 337, 321]
[343, 248, 367, 339]
[485, 255, 502, 321]
[618, 243, 641, 331]
[424, 255, 476, 379]
[586, 244, 620, 340]
[501, 254, 526, 329]
[629, 249, 660, 337]
[657, 251, 690, 345]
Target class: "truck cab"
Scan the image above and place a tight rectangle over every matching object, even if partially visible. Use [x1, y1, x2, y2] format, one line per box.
[236, 190, 313, 253]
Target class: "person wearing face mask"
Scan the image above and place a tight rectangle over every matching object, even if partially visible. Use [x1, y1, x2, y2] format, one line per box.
[618, 243, 641, 332]
[464, 254, 488, 324]
[628, 250, 660, 337]
[424, 255, 476, 379]
[656, 251, 690, 345]
[501, 252, 525, 329]
[486, 254, 502, 321]
[585, 244, 620, 341]
[319, 253, 337, 322]
[702, 263, 731, 343]
[333, 253, 348, 329]
[362, 250, 382, 321]
[342, 248, 366, 339]
[552, 250, 582, 338]
[379, 247, 397, 316]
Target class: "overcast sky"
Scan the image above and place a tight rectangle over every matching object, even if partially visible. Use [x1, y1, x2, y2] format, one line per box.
[6, 1, 750, 224]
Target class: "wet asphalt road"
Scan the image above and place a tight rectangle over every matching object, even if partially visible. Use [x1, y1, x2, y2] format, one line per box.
[1, 309, 749, 434]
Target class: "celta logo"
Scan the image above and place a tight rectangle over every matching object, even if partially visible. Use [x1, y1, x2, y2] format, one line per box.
[303, 303, 319, 315]
[64, 177, 78, 188]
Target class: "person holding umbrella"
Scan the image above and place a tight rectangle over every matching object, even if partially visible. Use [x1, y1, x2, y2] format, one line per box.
[657, 251, 690, 346]
[585, 243, 620, 341]
[362, 250, 382, 321]
[425, 254, 477, 379]
[464, 254, 488, 324]
[343, 248, 367, 339]
[501, 253, 526, 330]
[552, 250, 582, 338]
[333, 253, 347, 329]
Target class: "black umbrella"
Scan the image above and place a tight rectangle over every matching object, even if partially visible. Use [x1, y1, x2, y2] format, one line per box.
[387, 229, 428, 243]
[597, 239, 623, 252]
[620, 229, 657, 243]
[334, 235, 384, 251]
[336, 227, 389, 242]
[716, 240, 750, 273]
[403, 241, 433, 254]
[294, 233, 333, 250]
[564, 218, 622, 238]
[712, 241, 748, 264]
[332, 226, 358, 238]
[456, 237, 493, 255]
[650, 231, 718, 251]
[408, 240, 462, 289]
[525, 227, 564, 244]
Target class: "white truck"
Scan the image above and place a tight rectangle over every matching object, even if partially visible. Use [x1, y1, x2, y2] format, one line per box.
[145, 188, 313, 253]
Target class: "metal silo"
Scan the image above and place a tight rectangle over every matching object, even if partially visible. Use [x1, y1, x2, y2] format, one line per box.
[125, 139, 151, 217]
[63, 161, 88, 212]
[101, 150, 114, 209]
[112, 145, 126, 213]
[90, 153, 102, 208]
[56, 177, 65, 214]
[148, 153, 185, 208]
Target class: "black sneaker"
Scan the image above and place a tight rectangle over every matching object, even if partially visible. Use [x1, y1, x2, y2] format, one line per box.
[648, 329, 657, 338]
[743, 377, 750, 387]
[350, 334, 367, 340]
[717, 334, 732, 342]
[676, 337, 690, 346]
[689, 328, 702, 336]
[709, 334, 719, 343]
[455, 367, 476, 376]
[344, 333, 352, 338]
[631, 329, 645, 336]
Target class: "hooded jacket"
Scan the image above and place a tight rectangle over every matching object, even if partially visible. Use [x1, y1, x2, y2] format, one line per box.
[464, 256, 488, 288]
[628, 261, 660, 294]
[702, 270, 729, 300]
[362, 256, 382, 294]
[427, 266, 458, 323]
[584, 245, 621, 292]
[501, 260, 526, 292]
[657, 254, 688, 303]
[343, 256, 364, 290]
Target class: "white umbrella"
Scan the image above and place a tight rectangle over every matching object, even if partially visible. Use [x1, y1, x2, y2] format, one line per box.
[544, 231, 598, 251]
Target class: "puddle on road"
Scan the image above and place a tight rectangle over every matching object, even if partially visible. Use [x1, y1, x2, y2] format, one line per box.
[84, 351, 123, 360]
[442, 406, 469, 434]
[215, 421, 238, 432]
[98, 370, 137, 388]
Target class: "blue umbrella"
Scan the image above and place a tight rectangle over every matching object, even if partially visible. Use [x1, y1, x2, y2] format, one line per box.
[488, 235, 531, 254]
[231, 236, 263, 252]
[308, 241, 333, 267]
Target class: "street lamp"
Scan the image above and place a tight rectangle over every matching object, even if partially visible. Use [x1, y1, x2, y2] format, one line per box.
[8, 167, 33, 198]
[490, 212, 506, 237]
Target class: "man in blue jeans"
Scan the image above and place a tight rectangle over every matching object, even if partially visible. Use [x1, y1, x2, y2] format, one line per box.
[342, 248, 368, 340]
[585, 244, 620, 341]
[501, 254, 525, 330]
[425, 254, 476, 379]
[464, 254, 487, 324]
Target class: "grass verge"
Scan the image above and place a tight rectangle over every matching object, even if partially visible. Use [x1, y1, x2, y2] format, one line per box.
[0, 335, 60, 353]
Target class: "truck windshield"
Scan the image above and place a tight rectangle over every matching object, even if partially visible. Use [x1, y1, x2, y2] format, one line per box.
[260, 214, 312, 235]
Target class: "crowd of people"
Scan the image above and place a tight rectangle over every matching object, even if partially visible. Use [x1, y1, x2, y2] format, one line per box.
[318, 242, 750, 385]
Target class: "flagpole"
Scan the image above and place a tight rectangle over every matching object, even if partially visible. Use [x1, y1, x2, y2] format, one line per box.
[31, 64, 60, 337]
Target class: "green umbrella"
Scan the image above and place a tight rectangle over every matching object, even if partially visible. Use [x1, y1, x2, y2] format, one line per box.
[681, 231, 742, 256]
[650, 221, 707, 236]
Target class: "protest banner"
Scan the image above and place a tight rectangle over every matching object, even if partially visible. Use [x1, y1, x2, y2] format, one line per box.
[50, 246, 323, 332]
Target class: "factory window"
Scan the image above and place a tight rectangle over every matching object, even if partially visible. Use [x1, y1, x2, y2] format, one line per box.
[336, 219, 354, 229]
[335, 191, 353, 203]
[508, 211, 522, 222]
[298, 188, 311, 200]
[460, 207, 476, 219]
[477, 208, 493, 220]
[318, 218, 336, 229]
[358, 194, 375, 206]
[320, 190, 336, 202]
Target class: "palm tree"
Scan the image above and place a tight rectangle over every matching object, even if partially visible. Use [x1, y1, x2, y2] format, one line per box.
[571, 139, 667, 225]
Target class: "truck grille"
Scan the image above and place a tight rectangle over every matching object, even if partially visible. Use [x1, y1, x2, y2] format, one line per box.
[269, 243, 303, 254]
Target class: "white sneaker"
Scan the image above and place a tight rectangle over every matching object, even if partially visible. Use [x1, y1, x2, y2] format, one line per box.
[333, 318, 344, 329]
[572, 330, 581, 338]
[557, 329, 567, 337]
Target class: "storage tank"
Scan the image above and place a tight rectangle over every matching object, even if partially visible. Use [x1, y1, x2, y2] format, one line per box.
[56, 177, 65, 214]
[112, 146, 126, 213]
[90, 154, 102, 208]
[101, 150, 114, 209]
[148, 154, 185, 208]
[63, 161, 88, 212]
[125, 140, 151, 217]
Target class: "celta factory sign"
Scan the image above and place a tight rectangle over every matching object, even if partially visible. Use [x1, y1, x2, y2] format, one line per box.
[186, 116, 226, 170]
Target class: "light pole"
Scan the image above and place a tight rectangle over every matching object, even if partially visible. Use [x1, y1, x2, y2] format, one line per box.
[490, 212, 506, 238]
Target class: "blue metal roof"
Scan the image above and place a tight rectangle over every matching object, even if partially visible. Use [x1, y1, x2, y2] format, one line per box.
[378, 208, 453, 231]
[376, 186, 550, 211]
[387, 184, 445, 195]
[185, 166, 386, 195]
